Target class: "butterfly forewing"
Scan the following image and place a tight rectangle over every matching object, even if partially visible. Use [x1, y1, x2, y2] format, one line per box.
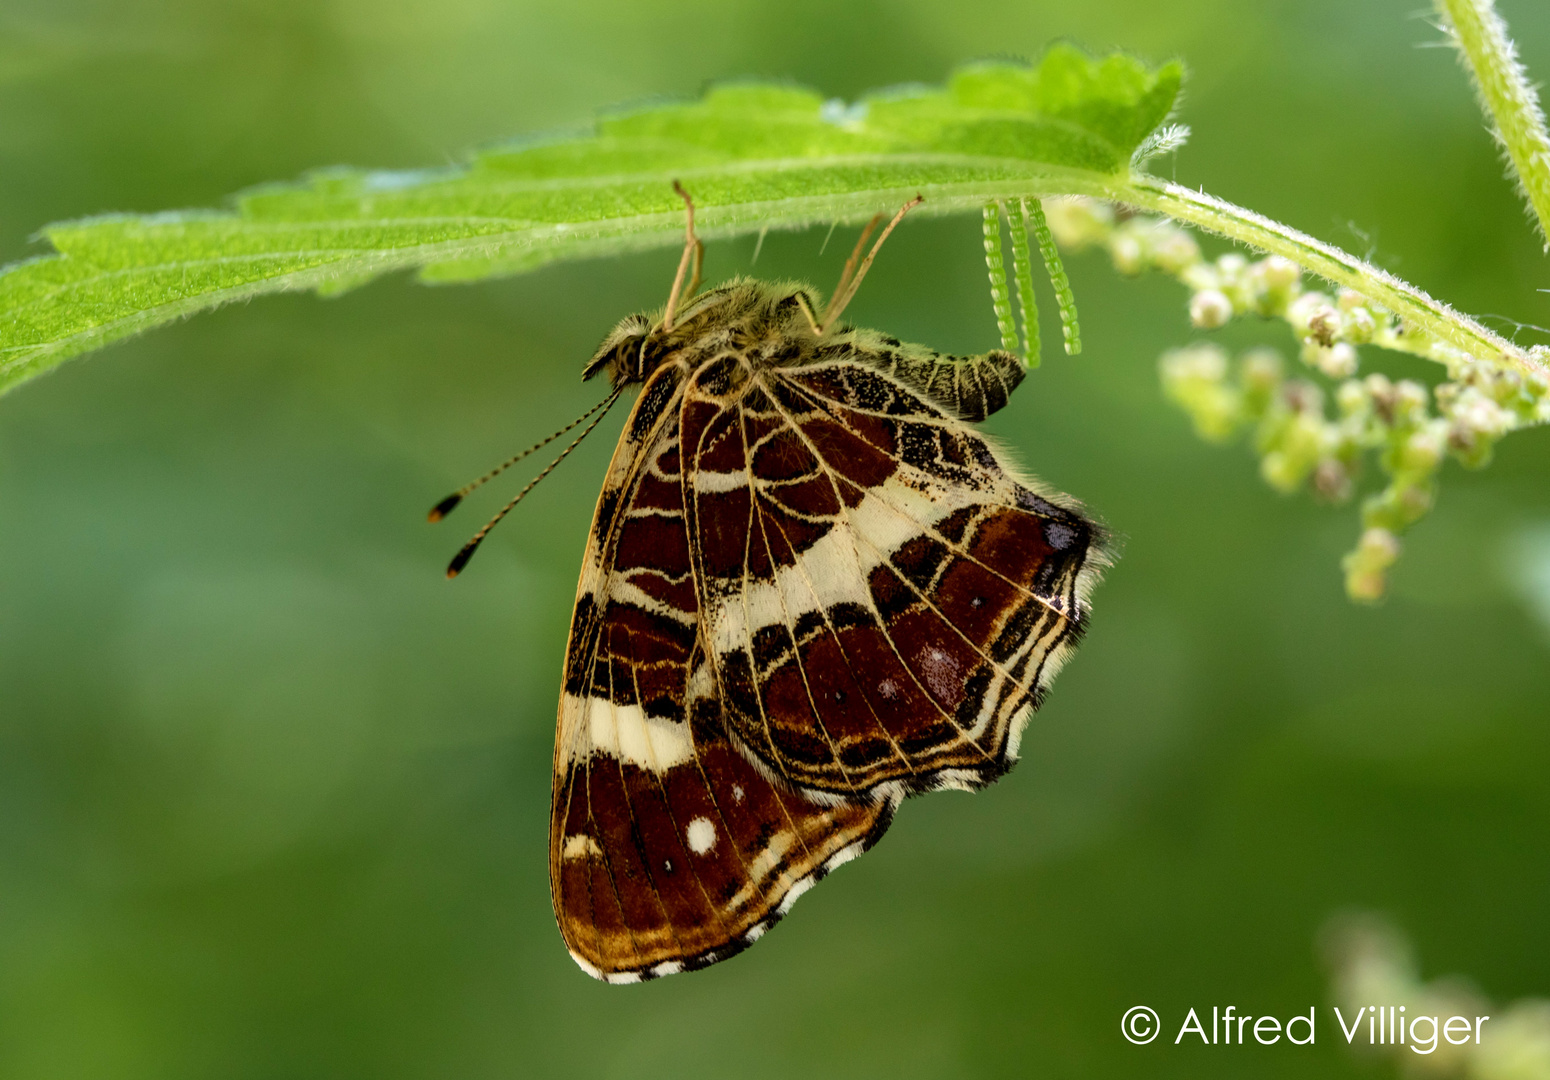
[551, 361, 893, 983]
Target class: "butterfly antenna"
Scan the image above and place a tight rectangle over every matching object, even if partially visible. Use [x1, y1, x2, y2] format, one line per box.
[818, 195, 923, 334]
[427, 393, 617, 523]
[661, 181, 702, 332]
[444, 387, 624, 578]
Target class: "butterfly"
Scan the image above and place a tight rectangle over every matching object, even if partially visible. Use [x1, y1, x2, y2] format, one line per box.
[434, 185, 1106, 983]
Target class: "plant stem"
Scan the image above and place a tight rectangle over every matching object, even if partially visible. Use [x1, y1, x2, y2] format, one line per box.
[701, 169, 1539, 375]
[1107, 174, 1543, 378]
[1436, 0, 1550, 247]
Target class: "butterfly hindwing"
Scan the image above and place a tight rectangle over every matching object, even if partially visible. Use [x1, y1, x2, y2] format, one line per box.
[680, 353, 1102, 798]
[550, 363, 893, 983]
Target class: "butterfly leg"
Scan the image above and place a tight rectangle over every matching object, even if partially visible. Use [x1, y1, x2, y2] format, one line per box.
[817, 195, 923, 334]
[662, 181, 705, 331]
[821, 212, 883, 327]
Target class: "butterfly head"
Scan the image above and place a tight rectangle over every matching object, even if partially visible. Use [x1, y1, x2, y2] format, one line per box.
[580, 288, 740, 390]
[581, 311, 674, 390]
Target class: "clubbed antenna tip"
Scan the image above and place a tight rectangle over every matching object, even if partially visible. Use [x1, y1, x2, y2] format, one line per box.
[446, 543, 478, 578]
[438, 384, 626, 581]
[428, 493, 463, 523]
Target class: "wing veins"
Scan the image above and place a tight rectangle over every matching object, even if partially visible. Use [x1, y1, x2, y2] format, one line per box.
[739, 401, 875, 794]
[757, 373, 1003, 761]
[558, 371, 692, 973]
[602, 625, 688, 962]
[683, 369, 830, 880]
[760, 494, 927, 778]
[779, 369, 1079, 623]
[766, 373, 1058, 716]
[623, 645, 734, 940]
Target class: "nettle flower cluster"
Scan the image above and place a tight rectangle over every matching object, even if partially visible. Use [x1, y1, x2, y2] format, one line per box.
[1044, 198, 1550, 601]
[1321, 913, 1550, 1080]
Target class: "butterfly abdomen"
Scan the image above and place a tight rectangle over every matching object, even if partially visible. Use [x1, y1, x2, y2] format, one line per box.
[842, 334, 1028, 422]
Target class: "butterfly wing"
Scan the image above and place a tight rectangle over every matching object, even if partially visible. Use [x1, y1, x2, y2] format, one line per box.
[551, 364, 892, 982]
[680, 354, 1104, 798]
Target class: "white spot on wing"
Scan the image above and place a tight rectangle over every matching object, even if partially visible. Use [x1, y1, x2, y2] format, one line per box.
[693, 469, 748, 493]
[686, 816, 717, 855]
[562, 833, 603, 860]
[558, 694, 694, 770]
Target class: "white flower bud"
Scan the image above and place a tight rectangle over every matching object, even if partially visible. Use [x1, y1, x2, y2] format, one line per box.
[1260, 256, 1300, 291]
[1449, 391, 1515, 438]
[1363, 374, 1397, 426]
[1394, 379, 1429, 419]
[1189, 289, 1234, 329]
[1181, 263, 1219, 292]
[1320, 343, 1359, 379]
[1343, 307, 1377, 344]
[1313, 459, 1353, 502]
[1042, 198, 1113, 250]
[1110, 232, 1145, 276]
[1240, 348, 1283, 391]
[1151, 228, 1201, 274]
[1160, 345, 1242, 441]
[1282, 379, 1325, 416]
[1399, 426, 1445, 474]
[1216, 253, 1248, 280]
[1163, 344, 1228, 382]
[1343, 526, 1402, 602]
[1336, 379, 1368, 416]
[1490, 368, 1524, 404]
[1360, 527, 1402, 561]
[1288, 292, 1337, 340]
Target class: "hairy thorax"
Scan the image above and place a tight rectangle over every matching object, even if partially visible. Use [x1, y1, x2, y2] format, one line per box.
[582, 279, 824, 392]
[580, 277, 1027, 424]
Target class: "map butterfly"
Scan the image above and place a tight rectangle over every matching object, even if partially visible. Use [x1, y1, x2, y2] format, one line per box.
[434, 186, 1107, 983]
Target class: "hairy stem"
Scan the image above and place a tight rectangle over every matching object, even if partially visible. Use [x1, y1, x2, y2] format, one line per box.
[1107, 174, 1542, 377]
[1435, 0, 1550, 246]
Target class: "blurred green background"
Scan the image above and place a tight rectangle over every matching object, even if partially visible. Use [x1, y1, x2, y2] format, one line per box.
[3, 1, 1549, 1077]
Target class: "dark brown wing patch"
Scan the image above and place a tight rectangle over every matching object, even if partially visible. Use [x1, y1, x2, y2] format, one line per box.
[554, 654, 893, 982]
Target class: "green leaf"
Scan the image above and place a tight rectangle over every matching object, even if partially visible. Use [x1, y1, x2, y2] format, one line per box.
[0, 45, 1183, 396]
